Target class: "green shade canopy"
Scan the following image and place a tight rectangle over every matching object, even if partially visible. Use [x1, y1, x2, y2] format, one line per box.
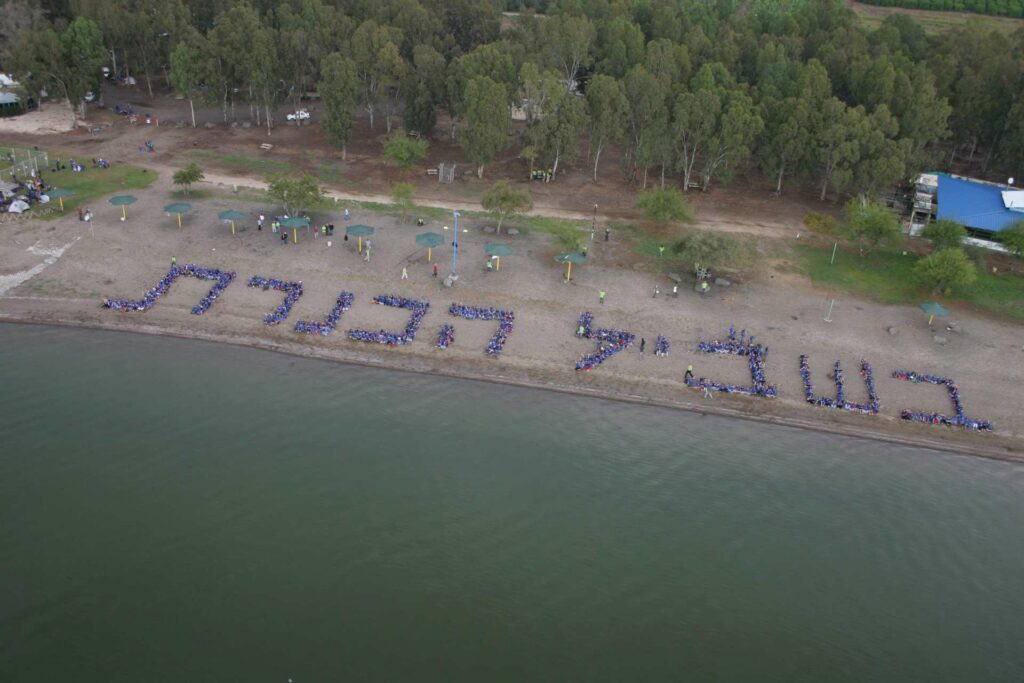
[920, 302, 950, 318]
[416, 232, 444, 248]
[485, 243, 513, 257]
[346, 223, 374, 237]
[218, 209, 247, 221]
[280, 216, 309, 229]
[164, 202, 192, 214]
[109, 195, 137, 206]
[47, 188, 74, 199]
[555, 252, 587, 265]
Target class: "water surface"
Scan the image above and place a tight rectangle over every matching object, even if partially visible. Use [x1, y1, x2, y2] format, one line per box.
[1, 323, 1022, 681]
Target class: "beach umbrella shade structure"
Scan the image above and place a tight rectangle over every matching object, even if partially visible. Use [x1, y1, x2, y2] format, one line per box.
[218, 209, 247, 236]
[415, 232, 444, 262]
[164, 202, 192, 227]
[47, 187, 73, 212]
[346, 224, 375, 253]
[109, 194, 137, 221]
[920, 301, 950, 326]
[555, 251, 587, 281]
[280, 216, 309, 244]
[485, 243, 513, 271]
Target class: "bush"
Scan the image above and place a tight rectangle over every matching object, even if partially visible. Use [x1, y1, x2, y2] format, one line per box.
[803, 212, 839, 235]
[172, 162, 203, 196]
[481, 180, 533, 233]
[635, 187, 695, 225]
[844, 197, 902, 255]
[671, 231, 756, 271]
[999, 220, 1024, 259]
[914, 248, 977, 295]
[383, 130, 429, 169]
[920, 219, 967, 251]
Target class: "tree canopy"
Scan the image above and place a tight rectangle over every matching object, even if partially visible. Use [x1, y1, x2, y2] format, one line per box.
[7, 0, 1023, 200]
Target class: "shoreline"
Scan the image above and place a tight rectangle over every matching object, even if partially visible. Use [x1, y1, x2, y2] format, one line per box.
[4, 312, 1022, 465]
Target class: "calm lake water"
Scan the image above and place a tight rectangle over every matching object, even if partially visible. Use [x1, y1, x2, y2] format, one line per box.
[1, 323, 1023, 682]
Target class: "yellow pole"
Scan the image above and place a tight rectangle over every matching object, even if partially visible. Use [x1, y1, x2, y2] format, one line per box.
[566, 261, 572, 281]
[427, 247, 432, 262]
[496, 256, 501, 271]
[121, 205, 126, 220]
[928, 314, 934, 326]
[231, 220, 236, 236]
[293, 228, 298, 244]
[58, 197, 64, 211]
[358, 236, 363, 253]
[176, 213, 182, 227]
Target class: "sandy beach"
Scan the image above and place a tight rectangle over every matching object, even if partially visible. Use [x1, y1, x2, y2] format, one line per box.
[1, 168, 1022, 463]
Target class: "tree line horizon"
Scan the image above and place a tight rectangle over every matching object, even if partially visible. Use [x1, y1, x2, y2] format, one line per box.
[4, 0, 1023, 200]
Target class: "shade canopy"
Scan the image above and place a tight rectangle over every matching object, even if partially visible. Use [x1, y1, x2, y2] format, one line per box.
[919, 302, 950, 318]
[109, 195, 137, 206]
[485, 243, 513, 257]
[218, 209, 247, 221]
[555, 252, 587, 265]
[280, 216, 309, 228]
[346, 223, 374, 237]
[164, 202, 192, 214]
[416, 232, 444, 248]
[47, 188, 74, 199]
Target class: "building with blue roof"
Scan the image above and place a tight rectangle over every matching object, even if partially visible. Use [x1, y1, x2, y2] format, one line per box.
[934, 173, 1022, 235]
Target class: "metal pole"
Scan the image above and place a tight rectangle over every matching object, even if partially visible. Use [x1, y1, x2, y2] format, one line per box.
[824, 298, 835, 323]
[830, 241, 838, 265]
[451, 210, 460, 277]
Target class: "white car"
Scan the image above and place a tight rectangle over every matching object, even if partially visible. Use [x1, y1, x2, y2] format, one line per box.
[287, 109, 310, 122]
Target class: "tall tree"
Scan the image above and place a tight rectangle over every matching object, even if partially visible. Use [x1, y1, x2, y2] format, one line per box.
[350, 19, 404, 130]
[525, 76, 588, 180]
[594, 16, 645, 78]
[60, 17, 107, 121]
[673, 89, 720, 191]
[461, 75, 509, 178]
[319, 52, 360, 159]
[169, 39, 201, 128]
[541, 13, 595, 89]
[699, 91, 763, 191]
[402, 43, 447, 136]
[585, 75, 628, 181]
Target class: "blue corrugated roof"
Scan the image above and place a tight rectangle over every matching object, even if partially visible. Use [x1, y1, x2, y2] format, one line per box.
[936, 173, 1022, 233]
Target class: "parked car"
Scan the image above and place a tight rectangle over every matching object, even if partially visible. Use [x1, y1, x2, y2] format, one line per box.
[286, 109, 310, 122]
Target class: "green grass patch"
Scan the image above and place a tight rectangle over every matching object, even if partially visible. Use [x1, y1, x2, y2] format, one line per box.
[187, 150, 291, 176]
[794, 243, 1024, 322]
[44, 164, 156, 217]
[849, 1, 1024, 34]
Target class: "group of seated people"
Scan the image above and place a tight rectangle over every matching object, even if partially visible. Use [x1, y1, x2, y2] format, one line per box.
[799, 356, 880, 414]
[348, 294, 430, 346]
[295, 291, 354, 336]
[687, 325, 778, 397]
[436, 324, 455, 349]
[247, 276, 304, 326]
[103, 264, 235, 314]
[574, 312, 635, 371]
[697, 325, 758, 357]
[892, 370, 993, 430]
[2, 173, 49, 212]
[448, 303, 516, 355]
[654, 335, 669, 357]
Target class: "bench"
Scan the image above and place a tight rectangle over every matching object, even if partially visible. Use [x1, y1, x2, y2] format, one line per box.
[259, 143, 273, 151]
[426, 168, 438, 176]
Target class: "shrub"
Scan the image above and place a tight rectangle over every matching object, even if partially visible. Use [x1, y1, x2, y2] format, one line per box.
[920, 219, 967, 251]
[914, 248, 977, 295]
